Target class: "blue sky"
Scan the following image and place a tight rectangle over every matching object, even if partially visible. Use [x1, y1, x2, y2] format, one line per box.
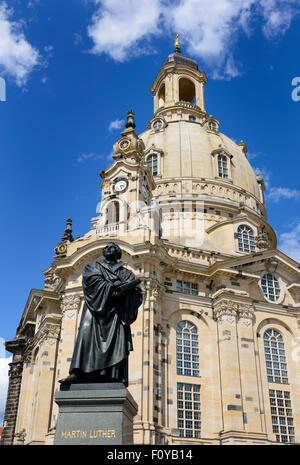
[0, 1, 300, 415]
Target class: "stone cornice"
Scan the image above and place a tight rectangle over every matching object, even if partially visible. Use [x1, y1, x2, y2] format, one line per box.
[52, 239, 177, 278]
[217, 249, 300, 277]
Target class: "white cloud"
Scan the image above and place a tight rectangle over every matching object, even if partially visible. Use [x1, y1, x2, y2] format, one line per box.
[266, 186, 300, 203]
[108, 118, 124, 131]
[0, 3, 41, 86]
[88, 0, 162, 62]
[86, 0, 300, 78]
[76, 152, 103, 163]
[247, 151, 262, 160]
[73, 32, 83, 46]
[252, 165, 300, 203]
[259, 0, 300, 39]
[0, 341, 12, 425]
[278, 220, 300, 262]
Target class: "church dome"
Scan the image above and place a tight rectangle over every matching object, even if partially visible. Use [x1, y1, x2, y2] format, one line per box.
[139, 121, 261, 202]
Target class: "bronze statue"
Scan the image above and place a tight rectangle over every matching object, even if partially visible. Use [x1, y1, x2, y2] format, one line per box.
[59, 242, 142, 386]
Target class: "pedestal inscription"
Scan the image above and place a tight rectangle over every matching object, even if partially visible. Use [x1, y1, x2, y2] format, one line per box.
[54, 383, 138, 445]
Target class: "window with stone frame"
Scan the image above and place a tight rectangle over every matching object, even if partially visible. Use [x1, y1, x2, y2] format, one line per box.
[263, 330, 294, 443]
[176, 321, 200, 377]
[260, 274, 281, 302]
[146, 154, 158, 176]
[269, 389, 295, 443]
[176, 280, 198, 295]
[237, 224, 255, 253]
[263, 329, 288, 384]
[105, 200, 120, 225]
[208, 120, 217, 131]
[217, 154, 229, 178]
[177, 383, 201, 438]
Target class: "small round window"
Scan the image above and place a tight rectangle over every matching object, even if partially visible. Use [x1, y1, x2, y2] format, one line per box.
[260, 274, 281, 302]
[152, 119, 163, 131]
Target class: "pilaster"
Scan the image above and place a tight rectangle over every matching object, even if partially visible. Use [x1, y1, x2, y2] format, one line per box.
[214, 299, 244, 433]
[236, 304, 266, 437]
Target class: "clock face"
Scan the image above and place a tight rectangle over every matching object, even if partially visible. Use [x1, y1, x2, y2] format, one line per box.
[119, 139, 130, 150]
[114, 178, 128, 193]
[141, 185, 149, 200]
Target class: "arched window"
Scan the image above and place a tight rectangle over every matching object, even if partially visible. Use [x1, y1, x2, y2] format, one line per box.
[260, 274, 281, 302]
[146, 154, 158, 176]
[176, 321, 200, 377]
[237, 225, 255, 253]
[179, 78, 196, 103]
[158, 83, 165, 107]
[264, 329, 295, 443]
[263, 329, 288, 384]
[217, 154, 228, 178]
[105, 201, 120, 225]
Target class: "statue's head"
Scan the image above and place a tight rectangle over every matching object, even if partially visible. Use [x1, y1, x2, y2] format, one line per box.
[102, 242, 122, 261]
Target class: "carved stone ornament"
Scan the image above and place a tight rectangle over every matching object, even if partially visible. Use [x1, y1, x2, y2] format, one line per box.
[214, 300, 238, 326]
[8, 361, 23, 384]
[255, 230, 270, 250]
[44, 270, 61, 291]
[23, 338, 34, 365]
[150, 286, 161, 302]
[238, 304, 254, 327]
[14, 428, 26, 444]
[60, 294, 81, 319]
[35, 323, 60, 347]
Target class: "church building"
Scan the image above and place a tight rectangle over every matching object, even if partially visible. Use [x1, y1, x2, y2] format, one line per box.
[1, 41, 300, 445]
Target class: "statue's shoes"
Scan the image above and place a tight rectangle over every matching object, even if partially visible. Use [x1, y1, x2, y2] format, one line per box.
[58, 373, 81, 385]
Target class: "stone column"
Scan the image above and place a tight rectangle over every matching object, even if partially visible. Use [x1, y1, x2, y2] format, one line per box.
[214, 299, 244, 438]
[0, 337, 26, 445]
[237, 304, 266, 439]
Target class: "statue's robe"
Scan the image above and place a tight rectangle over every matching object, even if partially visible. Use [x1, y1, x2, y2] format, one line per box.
[69, 259, 143, 385]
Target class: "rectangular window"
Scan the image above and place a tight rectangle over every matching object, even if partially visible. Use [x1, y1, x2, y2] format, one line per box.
[177, 383, 201, 439]
[176, 280, 198, 295]
[269, 390, 294, 443]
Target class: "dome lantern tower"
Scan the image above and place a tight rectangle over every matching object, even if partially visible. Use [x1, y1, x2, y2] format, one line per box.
[150, 38, 207, 119]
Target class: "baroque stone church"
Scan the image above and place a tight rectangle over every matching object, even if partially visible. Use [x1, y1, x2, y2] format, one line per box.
[2, 42, 300, 446]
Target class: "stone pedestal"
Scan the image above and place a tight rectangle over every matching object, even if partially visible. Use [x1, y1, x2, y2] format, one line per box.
[54, 383, 138, 445]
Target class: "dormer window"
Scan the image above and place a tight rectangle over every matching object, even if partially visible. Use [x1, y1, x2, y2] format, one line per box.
[146, 154, 158, 176]
[211, 149, 232, 181]
[206, 117, 219, 132]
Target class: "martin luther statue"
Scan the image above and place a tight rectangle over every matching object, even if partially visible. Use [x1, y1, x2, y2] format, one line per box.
[59, 242, 143, 386]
